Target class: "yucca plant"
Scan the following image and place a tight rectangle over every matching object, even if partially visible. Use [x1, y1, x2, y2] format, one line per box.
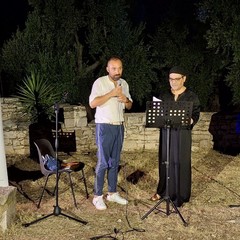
[16, 70, 62, 123]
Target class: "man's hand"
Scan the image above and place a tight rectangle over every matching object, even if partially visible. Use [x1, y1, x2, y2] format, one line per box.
[117, 94, 129, 103]
[111, 85, 122, 97]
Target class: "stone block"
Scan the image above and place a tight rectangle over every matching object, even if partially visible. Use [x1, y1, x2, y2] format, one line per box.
[0, 186, 16, 232]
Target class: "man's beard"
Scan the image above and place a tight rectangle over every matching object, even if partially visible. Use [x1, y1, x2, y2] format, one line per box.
[112, 74, 121, 81]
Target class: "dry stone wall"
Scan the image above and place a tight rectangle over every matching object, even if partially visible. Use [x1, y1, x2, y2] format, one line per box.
[1, 98, 213, 158]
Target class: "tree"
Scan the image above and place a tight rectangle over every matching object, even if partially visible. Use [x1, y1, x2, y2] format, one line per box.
[150, 0, 220, 111]
[80, 0, 157, 108]
[2, 0, 82, 103]
[198, 0, 240, 108]
[1, 0, 157, 110]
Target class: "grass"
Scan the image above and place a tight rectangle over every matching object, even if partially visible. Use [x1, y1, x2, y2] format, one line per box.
[1, 149, 240, 240]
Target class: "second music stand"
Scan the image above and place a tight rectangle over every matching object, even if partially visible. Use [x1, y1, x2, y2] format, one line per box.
[141, 101, 193, 226]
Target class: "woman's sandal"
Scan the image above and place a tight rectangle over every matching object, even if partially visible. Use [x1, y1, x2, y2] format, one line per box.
[150, 193, 160, 201]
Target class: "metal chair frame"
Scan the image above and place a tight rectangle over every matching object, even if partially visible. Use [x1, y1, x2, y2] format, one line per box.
[34, 139, 89, 208]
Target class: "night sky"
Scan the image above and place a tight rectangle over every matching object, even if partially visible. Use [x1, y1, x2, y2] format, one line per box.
[0, 0, 172, 47]
[130, 0, 169, 32]
[0, 0, 29, 46]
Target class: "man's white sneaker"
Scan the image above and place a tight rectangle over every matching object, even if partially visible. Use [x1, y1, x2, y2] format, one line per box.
[92, 195, 107, 210]
[106, 192, 128, 205]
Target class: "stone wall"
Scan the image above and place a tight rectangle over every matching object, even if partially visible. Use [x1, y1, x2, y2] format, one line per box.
[1, 98, 214, 158]
[122, 111, 213, 152]
[1, 98, 30, 155]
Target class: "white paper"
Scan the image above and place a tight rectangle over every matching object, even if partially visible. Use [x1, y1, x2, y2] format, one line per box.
[152, 96, 162, 102]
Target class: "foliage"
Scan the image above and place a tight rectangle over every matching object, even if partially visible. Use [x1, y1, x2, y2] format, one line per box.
[1, 0, 157, 110]
[3, 0, 237, 110]
[2, 0, 84, 103]
[16, 70, 62, 123]
[198, 0, 240, 106]
[81, 0, 157, 107]
[150, 17, 217, 110]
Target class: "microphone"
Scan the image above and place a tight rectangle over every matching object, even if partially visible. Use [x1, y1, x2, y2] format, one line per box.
[117, 80, 122, 86]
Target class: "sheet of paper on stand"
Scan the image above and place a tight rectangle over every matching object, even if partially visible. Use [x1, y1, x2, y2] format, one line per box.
[153, 96, 162, 101]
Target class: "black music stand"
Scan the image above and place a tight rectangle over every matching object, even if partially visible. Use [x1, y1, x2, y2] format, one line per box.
[141, 101, 193, 226]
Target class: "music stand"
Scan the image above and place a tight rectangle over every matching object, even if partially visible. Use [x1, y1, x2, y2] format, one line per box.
[141, 101, 193, 226]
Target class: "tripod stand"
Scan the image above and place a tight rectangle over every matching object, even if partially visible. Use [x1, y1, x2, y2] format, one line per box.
[23, 103, 87, 227]
[141, 101, 193, 226]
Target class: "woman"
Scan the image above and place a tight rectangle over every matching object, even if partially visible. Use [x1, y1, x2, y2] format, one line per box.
[151, 66, 200, 207]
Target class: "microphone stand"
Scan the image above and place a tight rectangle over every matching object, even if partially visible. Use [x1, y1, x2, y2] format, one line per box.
[23, 102, 87, 227]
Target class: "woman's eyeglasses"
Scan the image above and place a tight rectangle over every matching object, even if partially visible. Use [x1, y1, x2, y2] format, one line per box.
[169, 76, 183, 81]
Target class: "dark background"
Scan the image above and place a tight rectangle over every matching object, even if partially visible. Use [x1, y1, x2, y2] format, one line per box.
[0, 0, 29, 47]
[0, 0, 172, 47]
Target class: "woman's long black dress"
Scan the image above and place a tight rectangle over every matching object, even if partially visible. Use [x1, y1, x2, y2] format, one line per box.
[156, 89, 200, 207]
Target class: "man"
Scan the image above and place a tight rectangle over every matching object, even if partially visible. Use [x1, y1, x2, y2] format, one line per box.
[89, 56, 133, 210]
[151, 66, 200, 207]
